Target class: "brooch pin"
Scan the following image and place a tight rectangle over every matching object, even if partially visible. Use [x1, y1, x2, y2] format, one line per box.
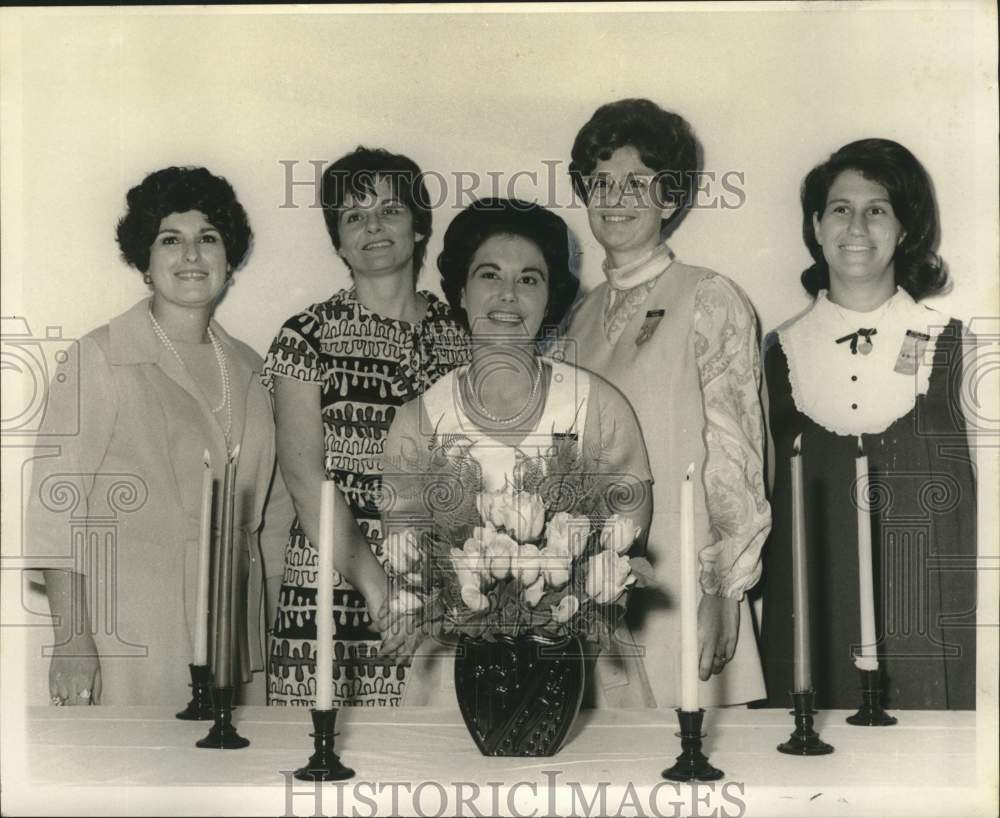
[636, 309, 666, 346]
[893, 329, 930, 375]
[836, 328, 878, 355]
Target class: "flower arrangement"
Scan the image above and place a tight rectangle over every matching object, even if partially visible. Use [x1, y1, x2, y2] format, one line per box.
[381, 430, 653, 653]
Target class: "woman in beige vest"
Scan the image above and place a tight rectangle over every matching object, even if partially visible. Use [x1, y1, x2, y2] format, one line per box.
[562, 98, 770, 707]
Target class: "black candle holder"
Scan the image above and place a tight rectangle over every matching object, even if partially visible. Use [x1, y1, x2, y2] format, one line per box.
[294, 708, 355, 781]
[176, 663, 214, 721]
[846, 668, 897, 726]
[195, 686, 250, 749]
[662, 708, 724, 781]
[778, 689, 834, 754]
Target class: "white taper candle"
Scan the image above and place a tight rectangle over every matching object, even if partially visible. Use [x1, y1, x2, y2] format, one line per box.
[315, 480, 336, 709]
[791, 435, 812, 691]
[680, 463, 698, 711]
[193, 449, 213, 666]
[855, 438, 879, 671]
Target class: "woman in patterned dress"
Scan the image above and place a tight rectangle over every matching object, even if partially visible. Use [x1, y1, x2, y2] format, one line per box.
[758, 139, 976, 709]
[561, 98, 771, 707]
[263, 147, 469, 707]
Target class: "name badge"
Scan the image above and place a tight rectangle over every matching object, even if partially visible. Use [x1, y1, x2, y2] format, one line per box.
[894, 329, 930, 375]
[636, 309, 666, 346]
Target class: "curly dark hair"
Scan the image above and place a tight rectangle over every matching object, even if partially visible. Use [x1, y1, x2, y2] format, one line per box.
[116, 166, 252, 273]
[801, 138, 948, 300]
[320, 146, 432, 280]
[438, 198, 579, 337]
[568, 98, 700, 224]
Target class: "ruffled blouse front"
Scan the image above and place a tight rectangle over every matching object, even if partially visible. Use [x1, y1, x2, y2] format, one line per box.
[778, 288, 948, 436]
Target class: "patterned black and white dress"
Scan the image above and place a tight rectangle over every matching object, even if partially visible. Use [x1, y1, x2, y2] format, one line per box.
[262, 288, 469, 706]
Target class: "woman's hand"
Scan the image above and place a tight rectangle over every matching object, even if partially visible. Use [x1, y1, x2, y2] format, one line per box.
[697, 594, 739, 681]
[378, 611, 424, 661]
[364, 581, 424, 659]
[359, 576, 389, 636]
[42, 569, 101, 705]
[49, 634, 102, 705]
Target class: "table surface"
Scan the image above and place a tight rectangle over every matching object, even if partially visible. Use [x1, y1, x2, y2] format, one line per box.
[9, 705, 997, 817]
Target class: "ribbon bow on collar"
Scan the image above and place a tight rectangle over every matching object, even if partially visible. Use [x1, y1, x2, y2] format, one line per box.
[835, 328, 878, 355]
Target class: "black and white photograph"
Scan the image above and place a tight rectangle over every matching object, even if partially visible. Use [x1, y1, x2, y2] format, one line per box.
[1, 3, 997, 816]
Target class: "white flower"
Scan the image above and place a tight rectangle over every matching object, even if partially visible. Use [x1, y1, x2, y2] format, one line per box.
[539, 544, 572, 588]
[485, 533, 519, 580]
[523, 576, 545, 607]
[551, 594, 580, 624]
[385, 527, 421, 575]
[450, 547, 485, 591]
[460, 584, 490, 613]
[599, 514, 642, 555]
[465, 523, 499, 552]
[388, 588, 423, 617]
[584, 549, 636, 604]
[546, 511, 591, 558]
[476, 491, 508, 528]
[496, 491, 546, 542]
[513, 543, 543, 586]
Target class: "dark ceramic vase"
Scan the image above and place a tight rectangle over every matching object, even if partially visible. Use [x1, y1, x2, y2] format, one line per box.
[453, 633, 585, 756]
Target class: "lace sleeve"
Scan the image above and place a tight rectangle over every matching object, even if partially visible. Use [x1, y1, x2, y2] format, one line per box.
[692, 275, 771, 599]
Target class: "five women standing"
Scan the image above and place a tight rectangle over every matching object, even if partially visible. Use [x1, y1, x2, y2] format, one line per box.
[30, 121, 976, 714]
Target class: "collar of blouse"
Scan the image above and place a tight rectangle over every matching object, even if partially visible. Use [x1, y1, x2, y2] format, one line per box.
[779, 287, 950, 436]
[602, 241, 675, 291]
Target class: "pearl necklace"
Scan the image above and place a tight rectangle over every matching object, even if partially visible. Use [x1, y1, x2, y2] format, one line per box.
[462, 356, 544, 426]
[148, 306, 232, 444]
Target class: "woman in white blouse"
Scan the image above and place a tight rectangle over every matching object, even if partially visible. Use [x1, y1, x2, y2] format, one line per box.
[758, 138, 977, 709]
[562, 98, 771, 707]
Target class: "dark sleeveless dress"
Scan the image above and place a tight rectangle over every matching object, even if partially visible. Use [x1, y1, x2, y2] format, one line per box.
[758, 318, 976, 709]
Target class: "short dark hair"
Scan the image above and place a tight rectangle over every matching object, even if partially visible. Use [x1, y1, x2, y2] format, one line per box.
[569, 98, 700, 224]
[438, 198, 578, 337]
[116, 166, 252, 273]
[801, 138, 948, 300]
[320, 146, 432, 279]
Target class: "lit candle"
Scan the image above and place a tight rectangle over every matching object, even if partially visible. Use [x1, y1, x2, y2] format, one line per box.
[315, 480, 336, 709]
[193, 450, 213, 666]
[213, 445, 240, 688]
[854, 438, 878, 671]
[790, 435, 812, 692]
[680, 463, 698, 711]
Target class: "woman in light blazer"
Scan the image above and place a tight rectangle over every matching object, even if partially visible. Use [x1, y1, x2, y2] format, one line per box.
[26, 166, 291, 705]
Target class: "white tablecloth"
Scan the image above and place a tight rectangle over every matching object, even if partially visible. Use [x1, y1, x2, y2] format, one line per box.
[7, 705, 996, 817]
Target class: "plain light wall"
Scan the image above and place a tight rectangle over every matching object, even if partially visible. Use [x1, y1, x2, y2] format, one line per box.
[3, 4, 996, 353]
[1, 3, 997, 721]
